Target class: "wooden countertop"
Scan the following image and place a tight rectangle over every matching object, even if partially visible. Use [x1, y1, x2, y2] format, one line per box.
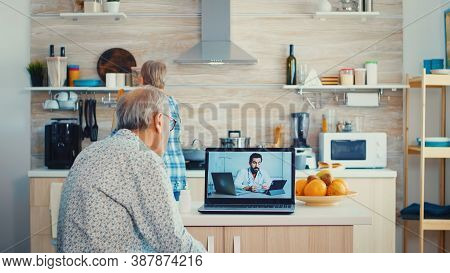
[181, 200, 372, 227]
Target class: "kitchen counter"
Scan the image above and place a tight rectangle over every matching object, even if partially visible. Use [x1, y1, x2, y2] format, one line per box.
[181, 201, 371, 227]
[28, 168, 397, 178]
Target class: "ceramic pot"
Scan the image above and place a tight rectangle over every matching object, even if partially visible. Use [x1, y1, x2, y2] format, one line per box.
[105, 1, 120, 13]
[318, 0, 332, 12]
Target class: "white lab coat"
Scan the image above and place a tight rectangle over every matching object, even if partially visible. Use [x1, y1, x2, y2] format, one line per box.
[234, 167, 272, 190]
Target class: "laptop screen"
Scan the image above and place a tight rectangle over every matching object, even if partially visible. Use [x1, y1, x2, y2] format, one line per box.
[205, 148, 294, 204]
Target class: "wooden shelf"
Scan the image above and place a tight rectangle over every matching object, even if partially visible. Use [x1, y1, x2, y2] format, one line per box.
[314, 11, 380, 21]
[26, 87, 133, 92]
[283, 84, 408, 92]
[409, 74, 450, 88]
[60, 12, 127, 21]
[422, 147, 450, 158]
[422, 219, 450, 231]
[407, 145, 421, 154]
[407, 145, 450, 158]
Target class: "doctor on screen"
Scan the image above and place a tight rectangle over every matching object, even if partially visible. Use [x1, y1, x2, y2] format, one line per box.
[234, 153, 272, 192]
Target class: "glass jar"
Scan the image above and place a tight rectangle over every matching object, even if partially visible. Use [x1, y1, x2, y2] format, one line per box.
[340, 68, 354, 86]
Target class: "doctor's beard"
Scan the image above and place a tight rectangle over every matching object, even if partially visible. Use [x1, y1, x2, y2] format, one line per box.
[251, 167, 259, 175]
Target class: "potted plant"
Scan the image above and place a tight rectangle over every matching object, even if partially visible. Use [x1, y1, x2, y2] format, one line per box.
[105, 0, 120, 13]
[26, 61, 45, 87]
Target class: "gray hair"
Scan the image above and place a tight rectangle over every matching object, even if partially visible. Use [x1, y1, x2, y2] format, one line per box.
[115, 86, 169, 131]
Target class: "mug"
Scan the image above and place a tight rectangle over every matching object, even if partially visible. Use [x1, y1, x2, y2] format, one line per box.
[178, 190, 192, 213]
[54, 92, 69, 102]
[116, 73, 125, 88]
[43, 99, 59, 110]
[59, 100, 77, 110]
[68, 91, 78, 101]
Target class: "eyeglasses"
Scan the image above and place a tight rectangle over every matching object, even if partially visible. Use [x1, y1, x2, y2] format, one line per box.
[162, 113, 177, 132]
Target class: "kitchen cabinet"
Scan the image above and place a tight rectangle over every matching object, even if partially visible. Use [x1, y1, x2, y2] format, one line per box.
[266, 226, 352, 253]
[188, 226, 352, 253]
[187, 174, 396, 253]
[29, 177, 65, 253]
[224, 227, 267, 253]
[186, 227, 224, 253]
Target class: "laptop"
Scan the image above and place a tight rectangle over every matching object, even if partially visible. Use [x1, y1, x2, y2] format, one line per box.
[211, 172, 249, 196]
[198, 148, 295, 214]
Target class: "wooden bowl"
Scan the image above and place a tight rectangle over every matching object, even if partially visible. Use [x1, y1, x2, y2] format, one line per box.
[296, 191, 358, 206]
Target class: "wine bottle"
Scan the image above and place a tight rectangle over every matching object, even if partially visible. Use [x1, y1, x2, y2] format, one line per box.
[60, 46, 65, 57]
[49, 44, 55, 57]
[287, 44, 297, 85]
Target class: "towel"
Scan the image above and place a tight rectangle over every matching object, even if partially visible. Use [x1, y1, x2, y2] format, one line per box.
[50, 183, 63, 239]
[400, 202, 450, 220]
[346, 93, 379, 107]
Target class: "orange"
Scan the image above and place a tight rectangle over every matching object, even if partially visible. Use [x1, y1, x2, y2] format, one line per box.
[327, 181, 347, 196]
[304, 179, 327, 196]
[332, 178, 349, 192]
[316, 170, 331, 179]
[295, 179, 308, 196]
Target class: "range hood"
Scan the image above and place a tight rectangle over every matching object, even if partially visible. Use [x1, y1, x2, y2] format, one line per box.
[175, 0, 257, 65]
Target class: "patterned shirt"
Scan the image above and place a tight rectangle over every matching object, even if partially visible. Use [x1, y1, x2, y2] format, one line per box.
[57, 129, 205, 253]
[163, 96, 187, 192]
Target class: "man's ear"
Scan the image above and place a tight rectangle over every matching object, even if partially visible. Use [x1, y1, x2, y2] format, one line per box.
[153, 113, 164, 134]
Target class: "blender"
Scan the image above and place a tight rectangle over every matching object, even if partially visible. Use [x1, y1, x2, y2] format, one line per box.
[291, 112, 317, 170]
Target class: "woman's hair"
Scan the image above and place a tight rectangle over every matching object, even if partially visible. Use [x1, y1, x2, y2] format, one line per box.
[140, 60, 167, 89]
[116, 86, 169, 131]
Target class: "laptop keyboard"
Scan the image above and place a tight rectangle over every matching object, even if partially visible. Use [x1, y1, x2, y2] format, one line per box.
[205, 204, 293, 209]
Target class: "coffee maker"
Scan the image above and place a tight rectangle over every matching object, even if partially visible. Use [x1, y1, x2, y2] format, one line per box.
[45, 118, 81, 169]
[291, 112, 317, 169]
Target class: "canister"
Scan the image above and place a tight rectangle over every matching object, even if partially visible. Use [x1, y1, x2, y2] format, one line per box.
[340, 68, 354, 86]
[365, 61, 378, 85]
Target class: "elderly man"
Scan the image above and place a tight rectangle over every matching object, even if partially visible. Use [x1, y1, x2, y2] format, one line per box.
[57, 87, 205, 253]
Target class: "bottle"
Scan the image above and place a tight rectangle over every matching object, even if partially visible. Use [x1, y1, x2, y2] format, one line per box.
[60, 46, 65, 57]
[322, 114, 328, 133]
[286, 44, 297, 85]
[49, 44, 55, 57]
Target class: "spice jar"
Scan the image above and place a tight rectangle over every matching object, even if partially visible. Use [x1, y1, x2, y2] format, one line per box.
[340, 68, 354, 86]
[354, 68, 366, 85]
[336, 121, 344, 133]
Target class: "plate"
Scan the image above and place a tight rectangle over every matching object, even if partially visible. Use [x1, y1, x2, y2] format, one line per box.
[73, 79, 103, 87]
[417, 137, 450, 147]
[431, 69, 450, 75]
[97, 48, 137, 82]
[296, 191, 358, 206]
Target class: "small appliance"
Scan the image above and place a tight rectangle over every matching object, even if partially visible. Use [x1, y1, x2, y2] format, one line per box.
[45, 118, 82, 169]
[291, 112, 310, 148]
[319, 132, 387, 169]
[294, 147, 317, 170]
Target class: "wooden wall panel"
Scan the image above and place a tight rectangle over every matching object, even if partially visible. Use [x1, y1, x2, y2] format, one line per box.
[30, 0, 405, 242]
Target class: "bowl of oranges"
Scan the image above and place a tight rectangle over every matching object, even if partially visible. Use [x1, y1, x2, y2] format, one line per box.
[295, 170, 357, 206]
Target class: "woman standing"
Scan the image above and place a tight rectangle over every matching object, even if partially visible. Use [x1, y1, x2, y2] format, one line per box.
[140, 61, 186, 200]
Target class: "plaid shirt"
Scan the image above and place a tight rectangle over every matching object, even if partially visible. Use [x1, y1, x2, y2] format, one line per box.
[163, 96, 186, 192]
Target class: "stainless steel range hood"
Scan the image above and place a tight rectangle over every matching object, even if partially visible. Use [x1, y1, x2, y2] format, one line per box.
[175, 0, 257, 65]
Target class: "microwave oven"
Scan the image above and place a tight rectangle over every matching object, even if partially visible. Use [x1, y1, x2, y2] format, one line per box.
[319, 132, 387, 169]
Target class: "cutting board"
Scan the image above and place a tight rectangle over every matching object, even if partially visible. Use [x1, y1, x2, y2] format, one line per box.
[96, 48, 137, 82]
